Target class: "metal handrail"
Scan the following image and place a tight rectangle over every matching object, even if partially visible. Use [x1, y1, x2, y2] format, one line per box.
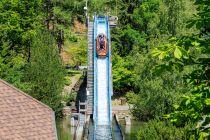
[73, 113, 80, 140]
[113, 114, 125, 140]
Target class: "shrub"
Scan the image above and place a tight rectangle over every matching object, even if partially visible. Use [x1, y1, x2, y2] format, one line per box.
[65, 94, 76, 106]
[137, 119, 193, 140]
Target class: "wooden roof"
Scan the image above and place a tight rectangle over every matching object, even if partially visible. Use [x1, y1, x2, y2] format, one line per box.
[0, 80, 57, 140]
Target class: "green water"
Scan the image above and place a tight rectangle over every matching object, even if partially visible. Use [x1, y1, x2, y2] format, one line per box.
[119, 120, 142, 140]
[56, 118, 141, 140]
[56, 117, 74, 140]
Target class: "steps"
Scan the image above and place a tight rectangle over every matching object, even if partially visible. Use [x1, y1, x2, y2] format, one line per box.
[87, 22, 94, 114]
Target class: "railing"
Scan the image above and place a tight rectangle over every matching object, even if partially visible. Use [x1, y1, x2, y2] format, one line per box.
[73, 101, 87, 140]
[72, 113, 80, 140]
[113, 114, 125, 140]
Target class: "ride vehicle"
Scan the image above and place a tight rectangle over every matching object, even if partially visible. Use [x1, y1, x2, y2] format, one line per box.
[96, 33, 108, 57]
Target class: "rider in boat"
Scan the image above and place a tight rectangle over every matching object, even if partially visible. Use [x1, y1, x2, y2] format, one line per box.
[99, 34, 105, 50]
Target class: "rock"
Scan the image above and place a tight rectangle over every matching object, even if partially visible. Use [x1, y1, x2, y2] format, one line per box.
[125, 116, 131, 125]
[62, 106, 71, 116]
[120, 98, 127, 105]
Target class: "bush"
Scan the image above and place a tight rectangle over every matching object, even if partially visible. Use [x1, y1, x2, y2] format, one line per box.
[112, 54, 135, 94]
[64, 76, 71, 86]
[65, 94, 76, 106]
[137, 119, 193, 140]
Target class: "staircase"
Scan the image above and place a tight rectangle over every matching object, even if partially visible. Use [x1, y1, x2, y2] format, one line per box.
[79, 101, 87, 125]
[87, 22, 94, 115]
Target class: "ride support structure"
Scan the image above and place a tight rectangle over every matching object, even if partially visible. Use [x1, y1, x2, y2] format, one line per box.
[93, 16, 112, 139]
[86, 15, 119, 140]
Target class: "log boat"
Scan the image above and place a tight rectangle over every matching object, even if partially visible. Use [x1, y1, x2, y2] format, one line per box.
[96, 33, 108, 57]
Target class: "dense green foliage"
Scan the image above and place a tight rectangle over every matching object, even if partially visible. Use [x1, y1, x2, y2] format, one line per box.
[112, 54, 134, 93]
[26, 31, 65, 116]
[0, 0, 42, 89]
[0, 0, 42, 51]
[137, 119, 193, 140]
[126, 51, 189, 120]
[152, 0, 210, 138]
[65, 36, 87, 66]
[0, 0, 86, 115]
[107, 0, 196, 123]
[0, 42, 28, 90]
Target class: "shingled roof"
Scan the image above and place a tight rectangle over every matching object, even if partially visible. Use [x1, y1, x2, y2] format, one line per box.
[0, 80, 58, 140]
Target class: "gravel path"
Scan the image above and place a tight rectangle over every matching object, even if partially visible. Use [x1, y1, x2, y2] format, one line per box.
[112, 105, 129, 111]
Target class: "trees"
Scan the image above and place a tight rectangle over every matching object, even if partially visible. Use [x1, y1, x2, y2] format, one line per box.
[0, 0, 42, 90]
[126, 50, 189, 120]
[111, 0, 195, 114]
[111, 0, 193, 92]
[0, 0, 42, 56]
[107, 1, 203, 139]
[112, 54, 134, 93]
[26, 30, 65, 116]
[65, 36, 87, 66]
[0, 42, 28, 90]
[0, 0, 88, 115]
[152, 0, 210, 138]
[42, 0, 73, 52]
